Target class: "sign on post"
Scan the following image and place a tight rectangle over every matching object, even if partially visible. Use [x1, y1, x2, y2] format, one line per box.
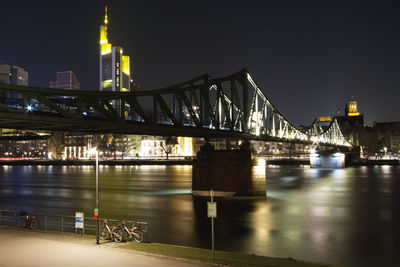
[93, 208, 99, 219]
[208, 189, 216, 260]
[75, 212, 84, 229]
[207, 202, 217, 218]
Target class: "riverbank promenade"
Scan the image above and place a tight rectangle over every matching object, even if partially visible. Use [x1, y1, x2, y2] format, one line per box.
[0, 226, 206, 267]
[0, 226, 333, 267]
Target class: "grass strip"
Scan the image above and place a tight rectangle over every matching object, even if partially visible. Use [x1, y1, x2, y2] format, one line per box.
[120, 242, 336, 267]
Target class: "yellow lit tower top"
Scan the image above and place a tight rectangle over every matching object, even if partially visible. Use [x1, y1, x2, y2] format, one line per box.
[104, 5, 108, 25]
[100, 5, 111, 55]
[348, 100, 360, 116]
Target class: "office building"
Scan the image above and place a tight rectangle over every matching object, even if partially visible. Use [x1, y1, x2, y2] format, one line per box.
[375, 121, 400, 154]
[99, 5, 131, 93]
[49, 71, 80, 89]
[0, 64, 28, 86]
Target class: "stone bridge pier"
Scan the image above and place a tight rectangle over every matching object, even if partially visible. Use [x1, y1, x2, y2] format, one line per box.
[192, 142, 266, 197]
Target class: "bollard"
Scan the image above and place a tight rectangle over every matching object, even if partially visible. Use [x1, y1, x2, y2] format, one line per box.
[61, 216, 64, 232]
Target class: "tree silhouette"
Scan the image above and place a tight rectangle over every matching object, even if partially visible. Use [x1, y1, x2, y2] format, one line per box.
[161, 136, 178, 159]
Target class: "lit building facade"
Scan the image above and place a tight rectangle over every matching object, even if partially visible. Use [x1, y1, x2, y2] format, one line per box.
[44, 133, 194, 160]
[64, 135, 92, 159]
[50, 71, 80, 89]
[0, 64, 28, 86]
[0, 139, 48, 159]
[140, 136, 194, 158]
[140, 136, 165, 157]
[61, 134, 142, 160]
[176, 137, 193, 156]
[99, 6, 131, 95]
[0, 129, 49, 159]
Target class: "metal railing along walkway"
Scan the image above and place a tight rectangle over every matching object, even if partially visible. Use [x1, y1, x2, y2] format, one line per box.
[0, 209, 148, 241]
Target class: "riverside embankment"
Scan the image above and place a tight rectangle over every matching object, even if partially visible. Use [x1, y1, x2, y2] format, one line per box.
[0, 226, 335, 267]
[0, 159, 193, 166]
[0, 158, 398, 166]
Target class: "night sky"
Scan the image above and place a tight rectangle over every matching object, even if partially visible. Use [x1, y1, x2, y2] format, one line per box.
[2, 0, 400, 126]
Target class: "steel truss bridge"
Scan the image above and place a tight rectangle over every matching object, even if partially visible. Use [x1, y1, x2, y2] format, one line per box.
[0, 69, 350, 147]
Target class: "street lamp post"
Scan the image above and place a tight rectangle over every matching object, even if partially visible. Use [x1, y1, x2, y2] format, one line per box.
[95, 150, 99, 244]
[90, 148, 100, 244]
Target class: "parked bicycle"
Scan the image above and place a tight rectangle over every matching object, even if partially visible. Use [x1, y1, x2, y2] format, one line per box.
[19, 210, 40, 230]
[100, 219, 123, 242]
[118, 220, 144, 243]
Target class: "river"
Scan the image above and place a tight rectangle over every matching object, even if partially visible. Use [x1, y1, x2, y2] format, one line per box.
[0, 164, 399, 267]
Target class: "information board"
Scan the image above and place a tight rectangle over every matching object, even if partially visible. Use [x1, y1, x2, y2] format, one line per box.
[75, 212, 84, 229]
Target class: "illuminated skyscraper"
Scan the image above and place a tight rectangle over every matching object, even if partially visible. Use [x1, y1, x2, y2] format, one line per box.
[99, 5, 130, 93]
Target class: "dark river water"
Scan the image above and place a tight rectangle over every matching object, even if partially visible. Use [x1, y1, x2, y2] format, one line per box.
[0, 164, 399, 267]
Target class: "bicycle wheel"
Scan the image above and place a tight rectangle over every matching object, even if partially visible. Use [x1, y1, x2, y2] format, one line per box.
[113, 229, 123, 243]
[133, 230, 144, 243]
[100, 228, 111, 240]
[30, 219, 40, 230]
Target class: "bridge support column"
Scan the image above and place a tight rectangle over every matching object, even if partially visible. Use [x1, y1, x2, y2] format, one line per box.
[192, 143, 266, 196]
[310, 149, 360, 168]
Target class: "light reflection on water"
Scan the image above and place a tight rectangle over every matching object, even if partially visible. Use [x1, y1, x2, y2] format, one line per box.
[0, 165, 399, 267]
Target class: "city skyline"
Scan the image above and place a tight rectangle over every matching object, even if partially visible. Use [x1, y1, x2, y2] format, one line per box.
[1, 0, 400, 125]
[1, 2, 400, 266]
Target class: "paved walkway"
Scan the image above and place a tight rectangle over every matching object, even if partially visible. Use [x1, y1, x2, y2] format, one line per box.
[0, 227, 210, 267]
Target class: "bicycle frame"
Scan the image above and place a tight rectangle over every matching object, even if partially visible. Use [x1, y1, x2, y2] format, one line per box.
[119, 220, 143, 242]
[120, 221, 133, 239]
[102, 220, 122, 241]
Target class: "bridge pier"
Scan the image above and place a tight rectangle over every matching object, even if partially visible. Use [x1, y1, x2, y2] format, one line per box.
[310, 148, 360, 168]
[192, 142, 266, 197]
